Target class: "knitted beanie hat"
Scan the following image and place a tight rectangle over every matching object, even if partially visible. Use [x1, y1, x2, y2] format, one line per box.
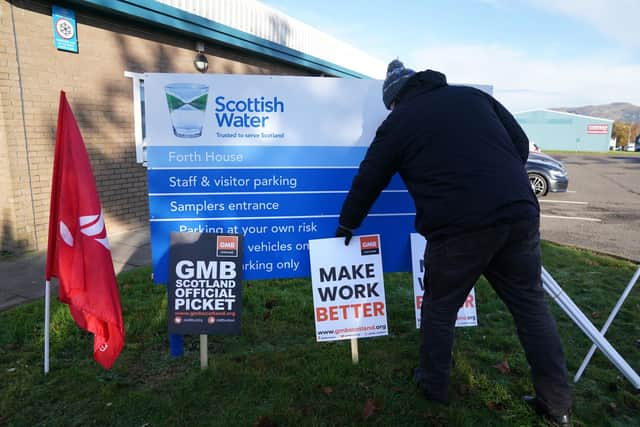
[382, 59, 415, 110]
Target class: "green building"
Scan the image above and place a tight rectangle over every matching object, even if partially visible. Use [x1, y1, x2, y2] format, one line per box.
[514, 109, 613, 152]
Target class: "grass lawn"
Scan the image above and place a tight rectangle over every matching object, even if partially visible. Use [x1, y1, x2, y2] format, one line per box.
[1, 242, 639, 426]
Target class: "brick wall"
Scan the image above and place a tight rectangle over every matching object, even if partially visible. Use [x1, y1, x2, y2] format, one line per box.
[1, 0, 32, 253]
[0, 0, 312, 254]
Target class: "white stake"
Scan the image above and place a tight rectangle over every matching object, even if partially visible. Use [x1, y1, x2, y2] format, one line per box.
[350, 338, 359, 364]
[200, 334, 208, 370]
[44, 280, 51, 374]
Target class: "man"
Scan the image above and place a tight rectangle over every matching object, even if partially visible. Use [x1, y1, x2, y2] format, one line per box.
[336, 60, 571, 426]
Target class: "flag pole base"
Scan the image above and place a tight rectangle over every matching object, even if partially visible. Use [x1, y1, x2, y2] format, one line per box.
[44, 280, 50, 374]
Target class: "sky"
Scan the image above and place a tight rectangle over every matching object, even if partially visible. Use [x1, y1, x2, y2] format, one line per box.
[258, 0, 640, 112]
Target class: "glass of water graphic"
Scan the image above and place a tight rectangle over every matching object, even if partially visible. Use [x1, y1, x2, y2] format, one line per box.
[165, 83, 209, 138]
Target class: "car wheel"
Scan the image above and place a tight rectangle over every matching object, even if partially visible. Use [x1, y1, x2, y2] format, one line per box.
[529, 173, 548, 196]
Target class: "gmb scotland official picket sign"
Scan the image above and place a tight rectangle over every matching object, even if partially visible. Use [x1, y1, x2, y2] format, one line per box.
[168, 233, 243, 335]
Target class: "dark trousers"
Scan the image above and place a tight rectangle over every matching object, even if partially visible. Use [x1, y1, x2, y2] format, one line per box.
[419, 218, 571, 414]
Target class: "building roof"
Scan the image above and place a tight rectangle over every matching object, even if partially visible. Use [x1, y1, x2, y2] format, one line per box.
[514, 108, 615, 123]
[68, 0, 385, 79]
[158, 0, 386, 79]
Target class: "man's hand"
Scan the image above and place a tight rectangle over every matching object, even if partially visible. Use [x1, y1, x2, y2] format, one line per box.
[335, 225, 353, 246]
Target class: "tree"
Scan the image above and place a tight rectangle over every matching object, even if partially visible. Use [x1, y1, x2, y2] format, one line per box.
[612, 121, 639, 148]
[633, 123, 640, 145]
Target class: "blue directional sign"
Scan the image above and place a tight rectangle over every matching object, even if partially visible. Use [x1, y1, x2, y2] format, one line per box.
[142, 74, 416, 283]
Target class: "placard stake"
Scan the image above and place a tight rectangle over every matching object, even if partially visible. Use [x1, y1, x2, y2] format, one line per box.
[200, 334, 208, 370]
[351, 338, 359, 364]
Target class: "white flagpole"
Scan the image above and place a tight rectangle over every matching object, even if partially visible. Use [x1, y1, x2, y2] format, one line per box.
[44, 280, 51, 374]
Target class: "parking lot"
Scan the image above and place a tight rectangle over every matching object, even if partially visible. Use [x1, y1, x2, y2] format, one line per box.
[539, 153, 640, 263]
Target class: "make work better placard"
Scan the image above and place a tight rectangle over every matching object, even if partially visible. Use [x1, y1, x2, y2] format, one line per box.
[309, 235, 388, 342]
[410, 233, 478, 328]
[168, 233, 243, 335]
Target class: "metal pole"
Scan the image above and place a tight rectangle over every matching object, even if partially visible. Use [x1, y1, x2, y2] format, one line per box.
[541, 267, 640, 389]
[574, 266, 640, 383]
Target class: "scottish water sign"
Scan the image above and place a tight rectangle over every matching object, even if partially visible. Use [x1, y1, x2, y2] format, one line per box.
[143, 73, 408, 283]
[143, 73, 491, 283]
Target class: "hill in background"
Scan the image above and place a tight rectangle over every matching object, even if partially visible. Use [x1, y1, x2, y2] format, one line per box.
[552, 102, 640, 124]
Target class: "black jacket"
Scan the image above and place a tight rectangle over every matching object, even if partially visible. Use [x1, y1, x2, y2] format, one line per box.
[339, 70, 539, 241]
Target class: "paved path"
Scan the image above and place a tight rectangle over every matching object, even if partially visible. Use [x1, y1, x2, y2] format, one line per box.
[0, 228, 151, 311]
[539, 154, 640, 264]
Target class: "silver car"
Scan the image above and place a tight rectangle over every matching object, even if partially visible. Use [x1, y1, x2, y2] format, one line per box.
[526, 152, 569, 196]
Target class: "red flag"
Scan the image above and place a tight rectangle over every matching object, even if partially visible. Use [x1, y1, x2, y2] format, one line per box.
[46, 91, 125, 370]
